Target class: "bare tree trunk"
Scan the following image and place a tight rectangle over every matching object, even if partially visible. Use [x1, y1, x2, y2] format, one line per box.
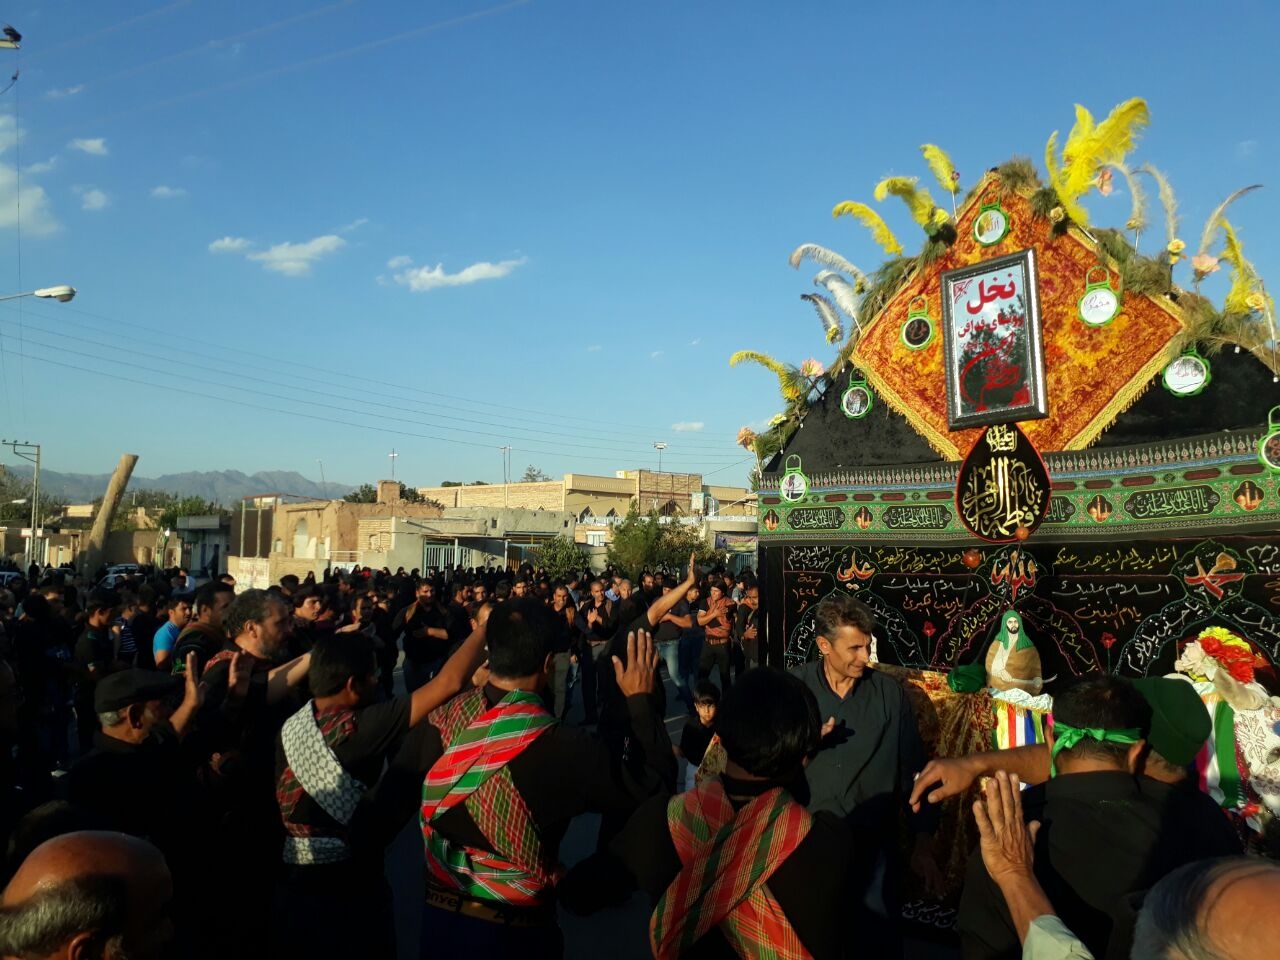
[79, 454, 139, 577]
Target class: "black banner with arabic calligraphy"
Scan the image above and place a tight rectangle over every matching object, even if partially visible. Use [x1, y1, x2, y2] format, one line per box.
[767, 534, 1280, 694]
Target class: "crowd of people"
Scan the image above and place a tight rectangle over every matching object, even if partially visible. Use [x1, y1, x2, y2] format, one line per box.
[0, 557, 1273, 959]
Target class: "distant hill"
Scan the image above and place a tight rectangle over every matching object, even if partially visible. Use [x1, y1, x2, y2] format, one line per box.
[2, 465, 356, 504]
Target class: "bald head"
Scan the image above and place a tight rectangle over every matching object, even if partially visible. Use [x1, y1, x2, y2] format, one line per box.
[1133, 856, 1280, 960]
[0, 832, 172, 960]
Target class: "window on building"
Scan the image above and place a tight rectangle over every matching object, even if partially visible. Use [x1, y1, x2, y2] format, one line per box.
[586, 532, 606, 546]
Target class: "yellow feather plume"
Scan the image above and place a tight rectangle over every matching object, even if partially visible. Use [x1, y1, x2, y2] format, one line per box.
[1219, 220, 1262, 315]
[1047, 98, 1149, 226]
[920, 143, 959, 195]
[1137, 164, 1178, 246]
[873, 176, 945, 229]
[1044, 132, 1061, 197]
[832, 201, 903, 256]
[729, 350, 803, 403]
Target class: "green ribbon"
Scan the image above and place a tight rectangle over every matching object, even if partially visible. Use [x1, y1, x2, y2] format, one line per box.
[1049, 722, 1143, 777]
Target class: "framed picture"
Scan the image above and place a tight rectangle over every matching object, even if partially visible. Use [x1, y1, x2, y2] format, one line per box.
[841, 383, 873, 419]
[940, 248, 1048, 431]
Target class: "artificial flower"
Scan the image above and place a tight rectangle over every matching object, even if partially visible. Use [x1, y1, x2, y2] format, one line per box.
[1191, 254, 1221, 276]
[1246, 292, 1267, 312]
[769, 413, 787, 426]
[1048, 206, 1065, 224]
[799, 358, 825, 378]
[1198, 627, 1257, 684]
[1095, 168, 1114, 197]
[1125, 217, 1142, 231]
[736, 427, 757, 449]
[854, 278, 867, 295]
[1167, 239, 1186, 254]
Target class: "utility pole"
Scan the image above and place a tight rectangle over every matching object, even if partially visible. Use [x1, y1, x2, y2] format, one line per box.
[316, 458, 326, 488]
[388, 449, 398, 480]
[498, 445, 512, 508]
[654, 441, 667, 474]
[2, 440, 40, 569]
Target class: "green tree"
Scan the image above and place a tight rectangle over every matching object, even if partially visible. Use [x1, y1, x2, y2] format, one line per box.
[344, 484, 378, 503]
[399, 483, 424, 503]
[654, 520, 718, 571]
[521, 465, 552, 483]
[529, 535, 586, 581]
[441, 481, 463, 488]
[157, 495, 221, 532]
[605, 504, 662, 580]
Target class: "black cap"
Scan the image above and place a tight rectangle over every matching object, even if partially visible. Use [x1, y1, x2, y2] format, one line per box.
[94, 669, 182, 714]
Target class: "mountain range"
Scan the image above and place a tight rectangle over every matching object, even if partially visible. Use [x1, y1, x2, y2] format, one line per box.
[1, 466, 356, 504]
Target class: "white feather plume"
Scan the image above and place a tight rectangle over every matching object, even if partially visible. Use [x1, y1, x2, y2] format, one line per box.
[788, 243, 866, 284]
[813, 270, 862, 331]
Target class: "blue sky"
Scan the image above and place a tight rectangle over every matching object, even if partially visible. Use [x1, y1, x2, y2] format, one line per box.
[0, 0, 1276, 492]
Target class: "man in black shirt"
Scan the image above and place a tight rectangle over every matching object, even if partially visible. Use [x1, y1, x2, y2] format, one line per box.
[73, 590, 119, 752]
[733, 585, 760, 668]
[410, 600, 674, 958]
[547, 584, 581, 719]
[653, 582, 693, 709]
[578, 578, 616, 724]
[561, 668, 854, 958]
[957, 675, 1240, 960]
[392, 580, 449, 691]
[273, 622, 488, 960]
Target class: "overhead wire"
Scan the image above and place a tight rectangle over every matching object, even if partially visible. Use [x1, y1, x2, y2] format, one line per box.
[8, 298, 741, 450]
[0, 308, 742, 468]
[4, 346, 752, 476]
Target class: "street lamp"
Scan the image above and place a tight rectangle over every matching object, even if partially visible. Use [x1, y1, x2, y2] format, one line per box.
[653, 441, 667, 474]
[1, 441, 41, 570]
[0, 285, 77, 303]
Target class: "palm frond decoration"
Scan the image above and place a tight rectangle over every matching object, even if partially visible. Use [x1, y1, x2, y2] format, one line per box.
[1197, 185, 1263, 256]
[873, 176, 946, 229]
[1046, 98, 1149, 225]
[1137, 163, 1178, 247]
[788, 243, 867, 285]
[920, 143, 960, 195]
[728, 350, 805, 403]
[801, 292, 844, 344]
[1104, 161, 1147, 233]
[813, 270, 862, 330]
[831, 202, 903, 256]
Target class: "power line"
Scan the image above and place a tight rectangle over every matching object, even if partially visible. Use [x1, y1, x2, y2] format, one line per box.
[0, 304, 741, 457]
[4, 347, 745, 473]
[17, 299, 740, 448]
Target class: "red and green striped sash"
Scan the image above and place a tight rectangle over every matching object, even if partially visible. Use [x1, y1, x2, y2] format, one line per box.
[420, 688, 556, 905]
[650, 780, 813, 959]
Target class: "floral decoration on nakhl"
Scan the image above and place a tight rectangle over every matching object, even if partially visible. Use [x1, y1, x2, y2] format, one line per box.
[735, 97, 1278, 477]
[1176, 628, 1261, 685]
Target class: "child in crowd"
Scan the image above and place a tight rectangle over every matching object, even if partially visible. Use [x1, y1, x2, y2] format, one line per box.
[676, 681, 719, 790]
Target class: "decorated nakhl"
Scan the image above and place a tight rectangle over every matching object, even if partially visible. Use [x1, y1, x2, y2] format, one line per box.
[732, 97, 1278, 483]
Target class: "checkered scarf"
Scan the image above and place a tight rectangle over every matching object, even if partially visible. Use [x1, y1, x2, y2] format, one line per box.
[650, 780, 814, 959]
[420, 687, 556, 905]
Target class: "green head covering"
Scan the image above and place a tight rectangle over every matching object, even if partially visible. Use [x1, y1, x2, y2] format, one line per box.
[1132, 677, 1212, 768]
[994, 609, 1033, 652]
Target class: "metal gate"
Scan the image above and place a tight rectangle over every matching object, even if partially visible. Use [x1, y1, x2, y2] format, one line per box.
[421, 543, 478, 571]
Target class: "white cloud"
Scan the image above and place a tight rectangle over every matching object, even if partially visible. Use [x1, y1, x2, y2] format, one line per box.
[26, 157, 56, 175]
[68, 137, 108, 156]
[1237, 139, 1258, 160]
[78, 187, 109, 211]
[247, 234, 346, 276]
[208, 236, 252, 253]
[393, 256, 527, 292]
[386, 254, 413, 269]
[671, 421, 704, 432]
[0, 115, 21, 154]
[150, 185, 187, 199]
[0, 168, 58, 235]
[585, 344, 602, 352]
[650, 350, 664, 360]
[45, 84, 84, 100]
[337, 217, 368, 233]
[690, 338, 702, 347]
[210, 233, 346, 275]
